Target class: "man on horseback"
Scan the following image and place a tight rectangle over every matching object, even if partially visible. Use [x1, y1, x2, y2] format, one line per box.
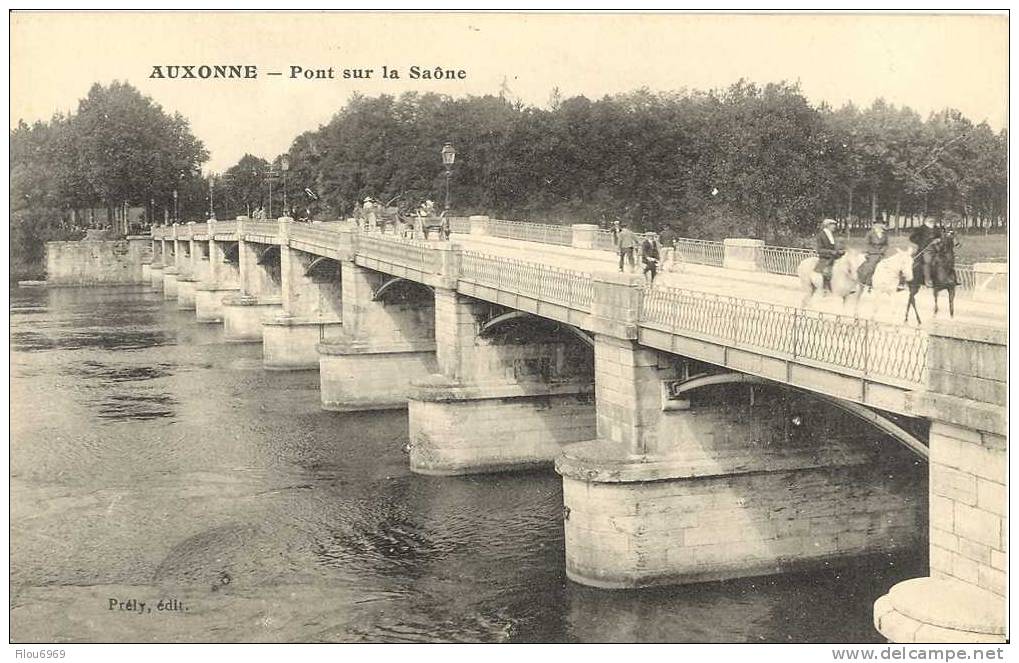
[814, 218, 844, 294]
[857, 218, 888, 288]
[909, 216, 942, 287]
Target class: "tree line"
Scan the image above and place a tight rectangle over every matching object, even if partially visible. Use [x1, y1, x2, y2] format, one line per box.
[10, 80, 1007, 278]
[10, 81, 208, 278]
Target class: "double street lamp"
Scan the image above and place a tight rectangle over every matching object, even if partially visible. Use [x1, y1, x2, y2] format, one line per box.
[281, 155, 291, 217]
[441, 143, 456, 210]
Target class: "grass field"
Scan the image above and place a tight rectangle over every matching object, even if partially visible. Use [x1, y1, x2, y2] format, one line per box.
[843, 232, 1008, 264]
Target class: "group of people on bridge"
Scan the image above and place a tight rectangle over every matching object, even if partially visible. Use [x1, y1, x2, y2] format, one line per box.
[814, 215, 952, 294]
[355, 196, 451, 240]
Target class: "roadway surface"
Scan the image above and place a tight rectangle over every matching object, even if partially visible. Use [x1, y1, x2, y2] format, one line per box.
[446, 232, 1007, 328]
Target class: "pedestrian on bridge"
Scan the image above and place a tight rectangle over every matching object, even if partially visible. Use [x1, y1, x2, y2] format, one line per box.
[617, 223, 638, 273]
[641, 232, 661, 284]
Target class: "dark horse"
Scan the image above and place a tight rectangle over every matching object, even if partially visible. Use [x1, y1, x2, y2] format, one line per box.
[905, 229, 958, 324]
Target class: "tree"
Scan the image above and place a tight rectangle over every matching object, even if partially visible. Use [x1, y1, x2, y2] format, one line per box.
[72, 81, 208, 230]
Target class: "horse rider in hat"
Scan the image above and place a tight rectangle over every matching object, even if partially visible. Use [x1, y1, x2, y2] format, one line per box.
[857, 217, 889, 287]
[909, 216, 942, 287]
[814, 218, 844, 294]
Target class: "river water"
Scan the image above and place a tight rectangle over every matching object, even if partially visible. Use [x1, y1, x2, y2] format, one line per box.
[10, 285, 926, 643]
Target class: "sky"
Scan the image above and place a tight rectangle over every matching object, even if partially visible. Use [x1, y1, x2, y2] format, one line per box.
[10, 11, 1009, 173]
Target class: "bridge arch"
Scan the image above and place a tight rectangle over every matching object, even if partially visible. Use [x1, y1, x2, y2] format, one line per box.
[304, 256, 340, 279]
[477, 310, 594, 349]
[371, 276, 434, 303]
[669, 371, 928, 459]
[221, 241, 239, 263]
[255, 244, 281, 265]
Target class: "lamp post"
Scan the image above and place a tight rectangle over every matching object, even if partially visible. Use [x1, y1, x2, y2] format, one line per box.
[172, 189, 179, 223]
[267, 168, 278, 219]
[280, 155, 291, 217]
[207, 175, 215, 219]
[441, 143, 456, 210]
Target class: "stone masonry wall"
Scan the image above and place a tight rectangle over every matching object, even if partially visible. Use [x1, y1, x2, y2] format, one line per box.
[46, 241, 147, 285]
[594, 334, 678, 455]
[920, 323, 1007, 598]
[928, 422, 1006, 596]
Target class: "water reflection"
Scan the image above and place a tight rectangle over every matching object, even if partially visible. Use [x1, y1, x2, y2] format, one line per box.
[9, 285, 926, 643]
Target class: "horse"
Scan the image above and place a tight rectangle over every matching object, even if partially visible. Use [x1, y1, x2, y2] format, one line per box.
[854, 248, 913, 319]
[797, 250, 867, 312]
[904, 229, 959, 324]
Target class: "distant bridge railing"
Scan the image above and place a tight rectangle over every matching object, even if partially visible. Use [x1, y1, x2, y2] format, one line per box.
[673, 238, 726, 267]
[955, 264, 976, 291]
[191, 222, 209, 238]
[149, 219, 984, 294]
[356, 232, 443, 274]
[757, 245, 815, 276]
[460, 251, 594, 310]
[447, 216, 471, 234]
[487, 219, 573, 246]
[641, 286, 928, 386]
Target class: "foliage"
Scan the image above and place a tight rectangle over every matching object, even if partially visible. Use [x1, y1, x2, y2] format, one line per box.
[221, 83, 1004, 237]
[10, 81, 208, 278]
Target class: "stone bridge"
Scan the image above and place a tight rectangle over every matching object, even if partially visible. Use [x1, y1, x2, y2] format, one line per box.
[146, 216, 1006, 643]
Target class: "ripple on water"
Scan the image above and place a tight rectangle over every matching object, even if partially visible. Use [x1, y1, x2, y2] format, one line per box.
[10, 286, 927, 643]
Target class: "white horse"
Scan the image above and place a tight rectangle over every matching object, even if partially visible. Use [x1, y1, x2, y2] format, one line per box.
[797, 251, 866, 313]
[855, 248, 914, 319]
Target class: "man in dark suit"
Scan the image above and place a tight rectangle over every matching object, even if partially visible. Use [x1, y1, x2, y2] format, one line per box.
[909, 217, 942, 287]
[814, 218, 843, 293]
[641, 232, 661, 284]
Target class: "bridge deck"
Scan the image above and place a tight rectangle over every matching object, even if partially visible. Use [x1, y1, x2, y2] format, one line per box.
[450, 233, 1006, 328]
[155, 222, 1005, 418]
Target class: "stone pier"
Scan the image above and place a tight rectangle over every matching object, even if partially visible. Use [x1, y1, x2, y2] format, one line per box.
[222, 219, 283, 342]
[407, 288, 596, 476]
[318, 257, 437, 410]
[554, 273, 926, 589]
[195, 218, 242, 323]
[263, 219, 344, 370]
[176, 222, 207, 311]
[873, 323, 1006, 643]
[147, 238, 164, 290]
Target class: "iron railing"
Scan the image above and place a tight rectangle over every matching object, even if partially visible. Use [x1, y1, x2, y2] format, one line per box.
[673, 238, 725, 267]
[447, 216, 471, 234]
[955, 263, 976, 291]
[641, 286, 928, 386]
[487, 219, 574, 246]
[460, 251, 594, 309]
[356, 232, 442, 274]
[757, 245, 815, 276]
[593, 229, 617, 252]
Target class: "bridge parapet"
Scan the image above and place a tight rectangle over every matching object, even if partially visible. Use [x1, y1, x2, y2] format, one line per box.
[244, 219, 280, 241]
[213, 219, 238, 239]
[641, 286, 929, 389]
[355, 232, 445, 277]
